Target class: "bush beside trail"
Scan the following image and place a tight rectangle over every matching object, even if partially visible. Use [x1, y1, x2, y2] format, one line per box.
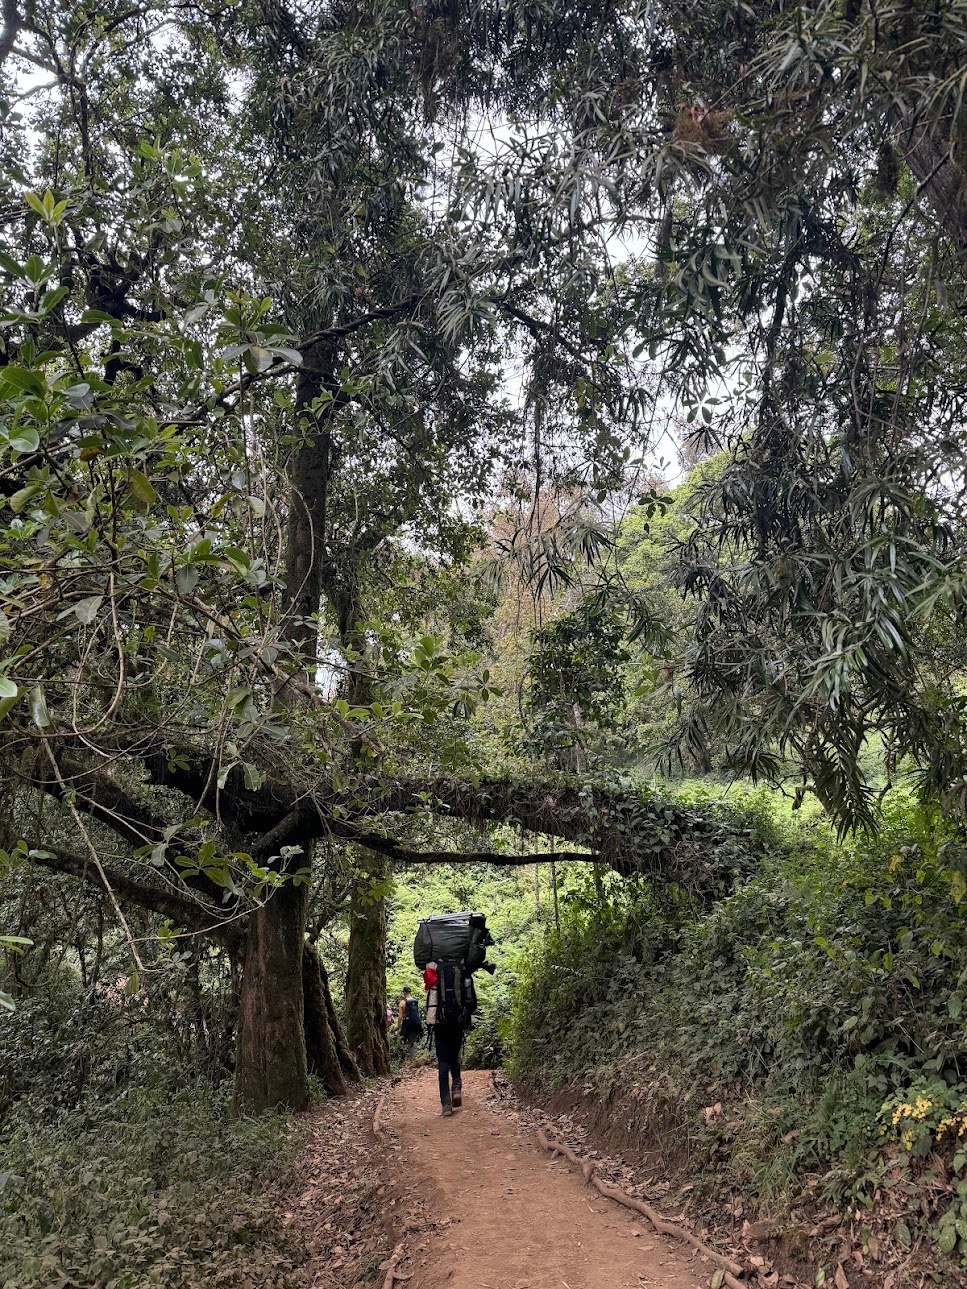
[0, 979, 306, 1289]
[505, 791, 967, 1279]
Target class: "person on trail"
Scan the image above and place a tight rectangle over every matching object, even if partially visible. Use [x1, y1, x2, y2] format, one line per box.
[397, 987, 423, 1055]
[385, 1002, 394, 1030]
[414, 914, 494, 1117]
[433, 1015, 464, 1117]
[423, 959, 467, 1117]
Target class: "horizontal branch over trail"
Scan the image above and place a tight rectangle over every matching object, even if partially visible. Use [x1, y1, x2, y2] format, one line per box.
[18, 741, 769, 920]
[377, 775, 766, 897]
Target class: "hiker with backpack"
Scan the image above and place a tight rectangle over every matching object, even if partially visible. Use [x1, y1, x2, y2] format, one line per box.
[397, 987, 423, 1055]
[425, 959, 468, 1115]
[414, 912, 495, 1117]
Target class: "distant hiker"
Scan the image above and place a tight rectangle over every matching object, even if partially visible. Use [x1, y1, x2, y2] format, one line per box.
[398, 987, 423, 1054]
[385, 1002, 394, 1030]
[414, 912, 495, 1117]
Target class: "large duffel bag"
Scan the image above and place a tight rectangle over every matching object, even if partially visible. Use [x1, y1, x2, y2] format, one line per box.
[414, 911, 493, 973]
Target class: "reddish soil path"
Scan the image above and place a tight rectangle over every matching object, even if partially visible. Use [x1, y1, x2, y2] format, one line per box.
[384, 1069, 706, 1289]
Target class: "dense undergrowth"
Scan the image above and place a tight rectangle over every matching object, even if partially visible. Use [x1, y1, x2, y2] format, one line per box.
[506, 788, 967, 1273]
[0, 977, 305, 1289]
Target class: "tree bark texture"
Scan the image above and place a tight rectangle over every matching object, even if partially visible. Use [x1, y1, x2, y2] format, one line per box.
[903, 116, 967, 260]
[234, 875, 310, 1115]
[302, 941, 362, 1095]
[344, 854, 391, 1077]
[234, 339, 340, 1115]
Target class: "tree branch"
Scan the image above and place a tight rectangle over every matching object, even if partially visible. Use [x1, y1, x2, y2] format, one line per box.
[0, 0, 22, 67]
[330, 820, 596, 866]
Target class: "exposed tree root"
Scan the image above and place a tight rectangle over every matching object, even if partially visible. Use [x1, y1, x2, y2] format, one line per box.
[536, 1127, 595, 1181]
[381, 1239, 405, 1288]
[372, 1089, 388, 1138]
[535, 1127, 745, 1281]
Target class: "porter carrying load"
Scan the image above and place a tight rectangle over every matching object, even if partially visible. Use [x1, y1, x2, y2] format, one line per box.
[413, 911, 494, 975]
[415, 912, 494, 1115]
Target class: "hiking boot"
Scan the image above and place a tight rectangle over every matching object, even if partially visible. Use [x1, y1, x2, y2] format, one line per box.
[441, 1102, 453, 1117]
[451, 1085, 462, 1108]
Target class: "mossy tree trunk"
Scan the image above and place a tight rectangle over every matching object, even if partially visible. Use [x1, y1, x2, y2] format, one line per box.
[302, 941, 362, 1095]
[232, 341, 339, 1116]
[234, 874, 310, 1115]
[345, 853, 391, 1076]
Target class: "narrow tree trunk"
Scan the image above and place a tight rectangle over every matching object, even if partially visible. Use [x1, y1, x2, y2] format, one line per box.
[302, 941, 362, 1094]
[318, 948, 363, 1083]
[550, 853, 560, 932]
[302, 942, 347, 1095]
[234, 876, 310, 1115]
[345, 854, 391, 1076]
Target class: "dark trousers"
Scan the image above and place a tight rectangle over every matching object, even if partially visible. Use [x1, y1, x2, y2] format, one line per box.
[434, 1025, 463, 1105]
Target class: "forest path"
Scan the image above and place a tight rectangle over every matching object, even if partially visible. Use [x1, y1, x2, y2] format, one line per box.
[381, 1069, 705, 1289]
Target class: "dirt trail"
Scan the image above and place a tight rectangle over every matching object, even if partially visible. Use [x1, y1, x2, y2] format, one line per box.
[382, 1069, 706, 1289]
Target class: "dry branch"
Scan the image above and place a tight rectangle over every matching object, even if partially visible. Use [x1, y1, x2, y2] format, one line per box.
[535, 1128, 744, 1280]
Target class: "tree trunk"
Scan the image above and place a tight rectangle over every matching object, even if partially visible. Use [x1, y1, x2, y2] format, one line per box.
[345, 853, 391, 1076]
[302, 941, 362, 1094]
[234, 875, 310, 1115]
[318, 947, 364, 1084]
[233, 341, 339, 1115]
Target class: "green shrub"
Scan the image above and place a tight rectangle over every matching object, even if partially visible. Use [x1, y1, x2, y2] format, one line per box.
[0, 1083, 305, 1289]
[0, 969, 306, 1289]
[505, 789, 967, 1265]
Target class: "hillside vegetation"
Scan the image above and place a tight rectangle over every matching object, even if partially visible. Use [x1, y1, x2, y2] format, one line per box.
[504, 789, 967, 1273]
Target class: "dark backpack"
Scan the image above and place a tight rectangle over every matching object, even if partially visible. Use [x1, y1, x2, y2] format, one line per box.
[402, 997, 422, 1035]
[414, 912, 494, 974]
[436, 958, 477, 1031]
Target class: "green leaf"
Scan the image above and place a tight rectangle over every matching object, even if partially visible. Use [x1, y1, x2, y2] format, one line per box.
[0, 250, 24, 277]
[0, 367, 45, 397]
[7, 482, 43, 514]
[28, 685, 50, 728]
[242, 762, 264, 791]
[0, 678, 17, 699]
[8, 429, 41, 455]
[73, 596, 103, 625]
[40, 285, 69, 312]
[0, 690, 21, 722]
[23, 254, 47, 283]
[0, 990, 14, 1013]
[127, 469, 157, 506]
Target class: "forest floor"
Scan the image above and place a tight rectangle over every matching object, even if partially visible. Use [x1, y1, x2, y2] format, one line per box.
[290, 1068, 721, 1289]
